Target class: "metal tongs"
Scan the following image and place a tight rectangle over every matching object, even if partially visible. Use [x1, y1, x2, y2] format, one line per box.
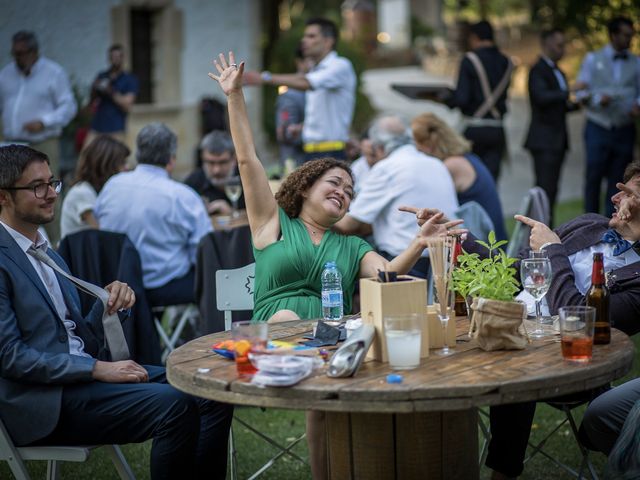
[326, 324, 375, 378]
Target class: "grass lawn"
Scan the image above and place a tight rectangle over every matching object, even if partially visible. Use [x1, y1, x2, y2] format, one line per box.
[2, 197, 632, 479]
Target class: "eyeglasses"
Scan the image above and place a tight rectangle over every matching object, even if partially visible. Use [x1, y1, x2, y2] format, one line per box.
[4, 180, 62, 198]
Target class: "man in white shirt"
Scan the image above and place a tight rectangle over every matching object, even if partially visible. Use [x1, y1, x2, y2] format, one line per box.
[95, 123, 212, 307]
[245, 17, 356, 161]
[334, 115, 459, 278]
[0, 31, 77, 179]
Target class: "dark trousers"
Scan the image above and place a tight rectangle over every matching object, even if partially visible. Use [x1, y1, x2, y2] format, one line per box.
[146, 268, 196, 307]
[304, 149, 346, 162]
[584, 120, 635, 217]
[580, 378, 640, 455]
[530, 148, 566, 227]
[486, 402, 537, 477]
[32, 366, 233, 480]
[464, 126, 506, 181]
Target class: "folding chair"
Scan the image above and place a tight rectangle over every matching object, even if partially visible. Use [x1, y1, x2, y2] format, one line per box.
[0, 417, 135, 480]
[154, 304, 200, 363]
[215, 263, 308, 480]
[524, 400, 599, 479]
[507, 187, 551, 258]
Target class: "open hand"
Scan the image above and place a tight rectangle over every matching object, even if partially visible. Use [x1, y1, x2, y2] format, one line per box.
[514, 214, 560, 251]
[416, 212, 466, 242]
[208, 51, 244, 96]
[615, 182, 640, 221]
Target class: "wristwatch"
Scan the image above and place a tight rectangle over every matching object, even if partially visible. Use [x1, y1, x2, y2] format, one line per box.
[260, 71, 272, 83]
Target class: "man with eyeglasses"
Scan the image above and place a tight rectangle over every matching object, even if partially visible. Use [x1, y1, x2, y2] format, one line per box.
[0, 144, 233, 478]
[184, 130, 245, 215]
[0, 31, 77, 244]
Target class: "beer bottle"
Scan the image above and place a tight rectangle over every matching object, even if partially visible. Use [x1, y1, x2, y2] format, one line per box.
[452, 237, 468, 317]
[587, 252, 610, 344]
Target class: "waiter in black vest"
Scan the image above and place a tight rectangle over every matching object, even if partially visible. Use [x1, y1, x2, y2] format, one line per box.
[441, 20, 513, 181]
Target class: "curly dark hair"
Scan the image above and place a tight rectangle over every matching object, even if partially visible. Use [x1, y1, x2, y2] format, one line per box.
[75, 135, 130, 192]
[275, 158, 353, 218]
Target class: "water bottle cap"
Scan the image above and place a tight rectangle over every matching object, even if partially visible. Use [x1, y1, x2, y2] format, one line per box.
[386, 374, 403, 384]
[324, 261, 337, 268]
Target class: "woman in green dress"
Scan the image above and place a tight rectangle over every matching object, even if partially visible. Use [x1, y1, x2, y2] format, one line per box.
[209, 52, 464, 479]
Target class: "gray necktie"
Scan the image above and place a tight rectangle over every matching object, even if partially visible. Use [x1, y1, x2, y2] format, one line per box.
[27, 245, 130, 361]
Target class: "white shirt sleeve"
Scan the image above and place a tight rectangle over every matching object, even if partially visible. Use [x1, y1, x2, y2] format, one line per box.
[40, 66, 77, 129]
[348, 163, 394, 224]
[306, 57, 353, 91]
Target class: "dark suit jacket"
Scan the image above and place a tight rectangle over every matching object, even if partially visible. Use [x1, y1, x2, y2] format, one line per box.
[524, 57, 577, 152]
[0, 225, 105, 446]
[464, 214, 640, 336]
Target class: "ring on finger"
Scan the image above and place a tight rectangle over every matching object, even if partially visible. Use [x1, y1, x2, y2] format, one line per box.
[230, 63, 238, 68]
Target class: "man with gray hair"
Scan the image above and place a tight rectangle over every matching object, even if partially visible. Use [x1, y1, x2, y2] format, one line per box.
[334, 115, 459, 278]
[95, 122, 212, 306]
[184, 130, 244, 215]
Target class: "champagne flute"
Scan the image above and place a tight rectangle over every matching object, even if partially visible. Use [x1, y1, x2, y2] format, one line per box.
[433, 281, 454, 355]
[520, 258, 552, 338]
[224, 177, 242, 217]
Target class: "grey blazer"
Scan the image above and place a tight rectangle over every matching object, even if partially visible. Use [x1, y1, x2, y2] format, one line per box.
[0, 224, 106, 445]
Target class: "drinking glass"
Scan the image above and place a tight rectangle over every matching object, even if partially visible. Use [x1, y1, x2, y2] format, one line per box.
[529, 250, 548, 259]
[383, 314, 421, 369]
[231, 321, 268, 377]
[558, 306, 595, 362]
[224, 177, 243, 218]
[520, 258, 553, 338]
[433, 283, 454, 355]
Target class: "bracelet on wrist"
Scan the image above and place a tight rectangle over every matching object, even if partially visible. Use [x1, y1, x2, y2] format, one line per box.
[260, 71, 272, 83]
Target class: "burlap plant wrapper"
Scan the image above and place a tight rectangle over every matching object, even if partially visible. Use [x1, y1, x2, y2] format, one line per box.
[469, 297, 529, 351]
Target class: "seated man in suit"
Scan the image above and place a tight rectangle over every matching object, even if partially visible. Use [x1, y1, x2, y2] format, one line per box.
[409, 160, 640, 478]
[0, 144, 232, 479]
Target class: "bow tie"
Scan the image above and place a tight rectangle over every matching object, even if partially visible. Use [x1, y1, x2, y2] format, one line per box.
[601, 229, 640, 256]
[613, 52, 629, 61]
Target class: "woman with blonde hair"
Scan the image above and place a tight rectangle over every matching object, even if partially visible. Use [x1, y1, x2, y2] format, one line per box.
[412, 112, 507, 240]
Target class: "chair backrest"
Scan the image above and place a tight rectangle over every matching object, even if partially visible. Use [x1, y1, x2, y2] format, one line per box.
[506, 187, 551, 258]
[216, 263, 256, 331]
[455, 201, 495, 242]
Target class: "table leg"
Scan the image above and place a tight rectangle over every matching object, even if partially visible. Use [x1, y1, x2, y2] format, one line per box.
[325, 409, 479, 480]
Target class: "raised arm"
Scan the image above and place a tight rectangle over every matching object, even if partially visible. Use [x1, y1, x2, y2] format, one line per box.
[208, 52, 280, 248]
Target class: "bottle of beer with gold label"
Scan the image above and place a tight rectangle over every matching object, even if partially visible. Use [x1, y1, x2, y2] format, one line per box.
[587, 252, 610, 344]
[452, 237, 468, 317]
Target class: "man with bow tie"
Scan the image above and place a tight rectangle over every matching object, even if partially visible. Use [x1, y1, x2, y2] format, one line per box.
[480, 161, 640, 479]
[576, 16, 640, 217]
[524, 28, 581, 227]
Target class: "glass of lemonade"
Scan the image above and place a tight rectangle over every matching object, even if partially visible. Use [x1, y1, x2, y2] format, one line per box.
[559, 306, 595, 363]
[383, 314, 421, 370]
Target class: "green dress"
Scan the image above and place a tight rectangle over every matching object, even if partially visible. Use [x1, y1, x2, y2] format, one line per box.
[252, 208, 373, 321]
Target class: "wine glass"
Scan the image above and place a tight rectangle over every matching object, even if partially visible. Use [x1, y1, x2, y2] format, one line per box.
[529, 250, 548, 259]
[224, 177, 243, 217]
[520, 258, 553, 338]
[433, 281, 454, 356]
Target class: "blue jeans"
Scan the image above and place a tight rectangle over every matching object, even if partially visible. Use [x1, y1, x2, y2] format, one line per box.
[584, 120, 635, 216]
[32, 365, 233, 480]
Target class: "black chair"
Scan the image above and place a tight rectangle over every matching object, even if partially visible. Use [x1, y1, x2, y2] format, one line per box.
[58, 229, 161, 365]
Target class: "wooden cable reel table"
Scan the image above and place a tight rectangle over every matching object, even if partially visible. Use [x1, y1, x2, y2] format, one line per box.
[167, 318, 633, 479]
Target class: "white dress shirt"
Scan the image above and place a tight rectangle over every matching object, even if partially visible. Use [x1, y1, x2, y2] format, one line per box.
[0, 57, 77, 142]
[94, 164, 213, 289]
[348, 144, 459, 257]
[60, 181, 97, 239]
[303, 51, 356, 143]
[0, 221, 89, 357]
[350, 156, 372, 193]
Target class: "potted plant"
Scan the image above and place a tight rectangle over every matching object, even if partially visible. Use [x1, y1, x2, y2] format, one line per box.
[452, 231, 528, 350]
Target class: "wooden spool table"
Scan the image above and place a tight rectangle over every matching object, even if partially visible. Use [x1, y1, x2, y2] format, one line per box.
[167, 319, 634, 479]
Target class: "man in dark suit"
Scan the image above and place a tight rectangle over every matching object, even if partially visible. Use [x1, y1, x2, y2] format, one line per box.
[524, 28, 580, 227]
[0, 145, 232, 479]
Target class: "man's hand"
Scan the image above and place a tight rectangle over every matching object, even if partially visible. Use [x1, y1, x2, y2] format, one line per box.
[104, 281, 135, 315]
[415, 212, 466, 244]
[23, 120, 44, 133]
[207, 199, 233, 215]
[514, 215, 560, 251]
[600, 94, 612, 107]
[92, 360, 149, 383]
[615, 182, 640, 221]
[398, 205, 449, 227]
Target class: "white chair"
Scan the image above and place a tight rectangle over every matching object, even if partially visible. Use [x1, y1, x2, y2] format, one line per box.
[154, 304, 200, 363]
[0, 417, 135, 480]
[215, 263, 308, 480]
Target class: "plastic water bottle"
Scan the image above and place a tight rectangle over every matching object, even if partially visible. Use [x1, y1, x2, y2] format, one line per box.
[321, 261, 343, 321]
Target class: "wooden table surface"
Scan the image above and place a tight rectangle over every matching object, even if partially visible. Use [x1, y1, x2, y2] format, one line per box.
[167, 318, 633, 412]
[167, 319, 634, 479]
